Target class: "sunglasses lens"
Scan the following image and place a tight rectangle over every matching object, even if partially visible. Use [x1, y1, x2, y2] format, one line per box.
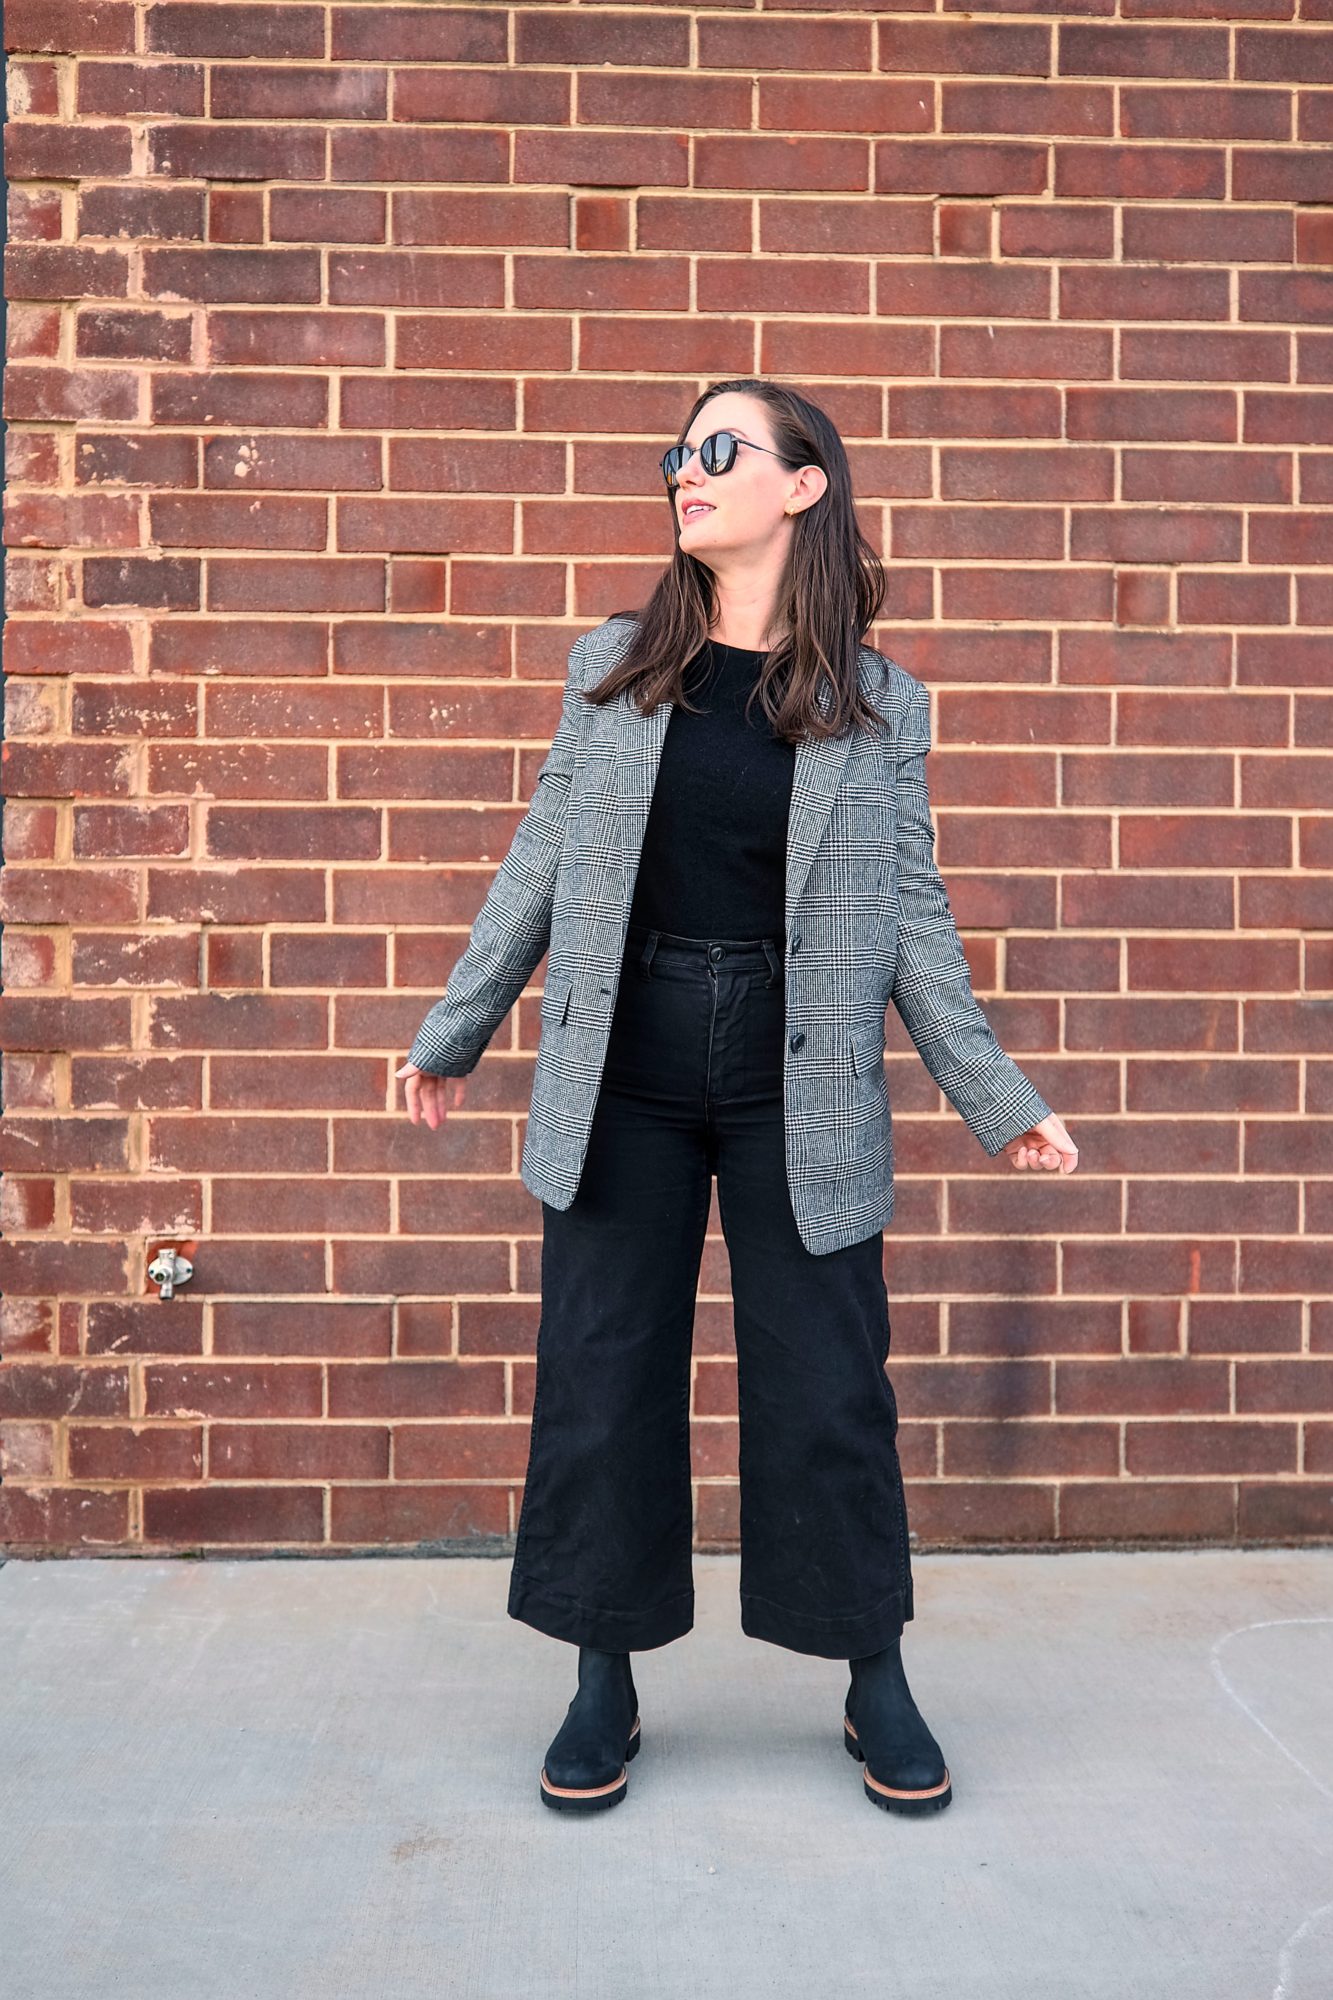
[701, 432, 737, 475]
[663, 431, 742, 486]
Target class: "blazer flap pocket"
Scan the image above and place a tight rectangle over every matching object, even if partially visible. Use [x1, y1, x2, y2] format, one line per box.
[849, 1021, 885, 1077]
[541, 975, 573, 1026]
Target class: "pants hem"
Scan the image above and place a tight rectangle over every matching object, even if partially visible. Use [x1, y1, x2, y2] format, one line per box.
[507, 1568, 694, 1652]
[739, 1584, 913, 1660]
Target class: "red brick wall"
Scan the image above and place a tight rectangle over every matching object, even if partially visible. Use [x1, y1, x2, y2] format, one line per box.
[2, 1, 1331, 1557]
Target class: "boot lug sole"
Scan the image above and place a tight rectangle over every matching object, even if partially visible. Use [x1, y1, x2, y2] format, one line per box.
[540, 1716, 641, 1811]
[843, 1715, 953, 1815]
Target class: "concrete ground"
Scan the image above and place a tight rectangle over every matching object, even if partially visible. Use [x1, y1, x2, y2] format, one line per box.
[1, 1547, 1330, 2000]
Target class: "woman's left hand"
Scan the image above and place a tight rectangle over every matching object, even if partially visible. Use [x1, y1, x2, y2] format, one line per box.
[1005, 1113, 1077, 1174]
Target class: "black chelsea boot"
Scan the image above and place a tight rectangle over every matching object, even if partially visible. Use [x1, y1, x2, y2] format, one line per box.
[843, 1636, 953, 1815]
[539, 1645, 641, 1811]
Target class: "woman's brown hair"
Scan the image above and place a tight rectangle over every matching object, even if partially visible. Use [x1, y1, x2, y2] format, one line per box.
[583, 377, 889, 742]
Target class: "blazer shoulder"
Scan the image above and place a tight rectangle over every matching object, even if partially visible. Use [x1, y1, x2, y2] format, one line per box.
[858, 646, 927, 727]
[585, 612, 639, 645]
[564, 612, 636, 692]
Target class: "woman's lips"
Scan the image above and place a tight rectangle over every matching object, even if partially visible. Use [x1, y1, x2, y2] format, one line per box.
[681, 502, 714, 520]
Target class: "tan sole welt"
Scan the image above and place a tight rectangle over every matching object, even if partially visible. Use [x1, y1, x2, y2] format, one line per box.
[844, 1715, 952, 1800]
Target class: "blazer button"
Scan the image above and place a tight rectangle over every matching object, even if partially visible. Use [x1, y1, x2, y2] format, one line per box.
[789, 1031, 805, 1053]
[790, 932, 801, 952]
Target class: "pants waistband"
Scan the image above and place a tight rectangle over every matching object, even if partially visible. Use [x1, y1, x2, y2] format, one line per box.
[624, 920, 784, 981]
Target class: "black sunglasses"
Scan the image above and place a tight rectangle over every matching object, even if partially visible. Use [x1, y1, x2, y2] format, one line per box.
[660, 430, 794, 490]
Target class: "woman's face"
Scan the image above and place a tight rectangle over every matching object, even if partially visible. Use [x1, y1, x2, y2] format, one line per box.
[669, 392, 814, 561]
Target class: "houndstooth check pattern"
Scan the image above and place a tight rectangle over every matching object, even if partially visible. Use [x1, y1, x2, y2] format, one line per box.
[408, 615, 1052, 1256]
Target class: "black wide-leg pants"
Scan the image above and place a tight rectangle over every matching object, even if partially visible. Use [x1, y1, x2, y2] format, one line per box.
[507, 920, 915, 1659]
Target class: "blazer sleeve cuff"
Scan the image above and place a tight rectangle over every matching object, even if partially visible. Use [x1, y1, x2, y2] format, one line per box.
[406, 1011, 486, 1078]
[966, 1065, 1055, 1157]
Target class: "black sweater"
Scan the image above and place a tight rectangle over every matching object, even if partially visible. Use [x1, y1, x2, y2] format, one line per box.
[625, 639, 796, 941]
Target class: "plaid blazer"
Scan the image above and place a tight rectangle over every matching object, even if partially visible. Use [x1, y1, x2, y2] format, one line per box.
[408, 614, 1052, 1256]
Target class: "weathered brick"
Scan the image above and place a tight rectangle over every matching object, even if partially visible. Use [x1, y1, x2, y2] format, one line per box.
[71, 1168, 201, 1232]
[145, 1116, 328, 1175]
[150, 494, 327, 550]
[144, 247, 321, 305]
[71, 932, 197, 988]
[6, 430, 60, 484]
[270, 932, 384, 988]
[7, 491, 140, 548]
[4, 621, 134, 674]
[207, 559, 384, 612]
[148, 122, 325, 181]
[146, 859, 318, 930]
[150, 619, 328, 675]
[0, 1232, 132, 1296]
[5, 119, 131, 177]
[83, 554, 199, 608]
[76, 432, 198, 487]
[76, 60, 204, 117]
[206, 928, 264, 984]
[5, 243, 128, 299]
[207, 1423, 386, 1479]
[270, 188, 386, 244]
[2, 740, 133, 796]
[0, 1120, 129, 1176]
[61, 676, 189, 740]
[147, 740, 326, 800]
[8, 58, 61, 117]
[338, 373, 516, 431]
[6, 364, 139, 421]
[79, 185, 205, 241]
[151, 372, 328, 427]
[0, 1363, 129, 1418]
[0, 875, 134, 939]
[6, 1, 135, 55]
[330, 8, 507, 62]
[211, 1296, 390, 1360]
[328, 251, 504, 309]
[73, 802, 193, 863]
[209, 1056, 384, 1120]
[7, 187, 64, 243]
[76, 308, 189, 364]
[143, 1485, 325, 1542]
[145, 4, 325, 59]
[208, 187, 264, 244]
[212, 64, 387, 122]
[208, 309, 384, 366]
[203, 433, 380, 492]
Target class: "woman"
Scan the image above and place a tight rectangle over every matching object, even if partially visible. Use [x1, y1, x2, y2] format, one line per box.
[399, 378, 1077, 1818]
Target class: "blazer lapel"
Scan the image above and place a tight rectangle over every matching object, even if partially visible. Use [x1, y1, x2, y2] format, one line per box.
[609, 646, 867, 926]
[784, 710, 857, 928]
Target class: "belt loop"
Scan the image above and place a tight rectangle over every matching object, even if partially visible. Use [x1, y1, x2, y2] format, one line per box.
[638, 928, 660, 977]
[761, 937, 780, 985]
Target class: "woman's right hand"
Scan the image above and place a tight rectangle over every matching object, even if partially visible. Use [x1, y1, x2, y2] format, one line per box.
[397, 1061, 467, 1130]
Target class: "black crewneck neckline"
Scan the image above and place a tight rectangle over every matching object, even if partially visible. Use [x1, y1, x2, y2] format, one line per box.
[705, 637, 769, 660]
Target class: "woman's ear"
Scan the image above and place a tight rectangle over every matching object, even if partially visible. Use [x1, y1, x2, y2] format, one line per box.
[787, 464, 829, 515]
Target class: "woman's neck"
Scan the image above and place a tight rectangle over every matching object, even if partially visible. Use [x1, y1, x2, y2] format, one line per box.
[712, 620, 784, 652]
